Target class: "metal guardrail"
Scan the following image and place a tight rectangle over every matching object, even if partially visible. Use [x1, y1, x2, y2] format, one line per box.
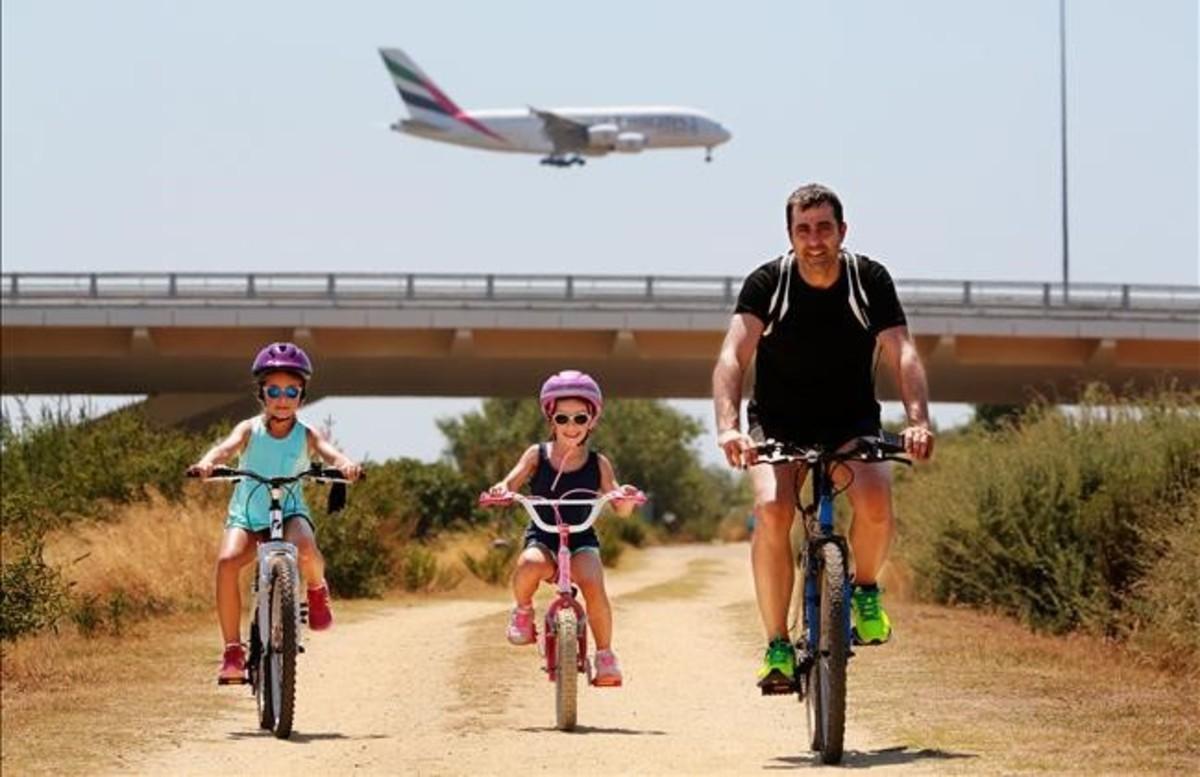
[2, 272, 1198, 315]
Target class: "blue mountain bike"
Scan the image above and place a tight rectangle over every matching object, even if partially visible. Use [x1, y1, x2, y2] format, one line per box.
[753, 432, 910, 765]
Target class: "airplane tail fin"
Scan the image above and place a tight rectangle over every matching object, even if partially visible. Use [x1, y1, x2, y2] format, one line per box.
[378, 48, 463, 129]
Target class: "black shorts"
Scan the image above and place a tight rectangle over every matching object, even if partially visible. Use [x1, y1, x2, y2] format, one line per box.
[523, 523, 601, 558]
[747, 402, 881, 450]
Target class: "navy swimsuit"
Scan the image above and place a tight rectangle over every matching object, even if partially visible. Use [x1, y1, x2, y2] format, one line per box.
[523, 443, 602, 556]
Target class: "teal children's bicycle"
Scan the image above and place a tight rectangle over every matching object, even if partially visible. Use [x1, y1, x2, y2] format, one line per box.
[188, 462, 358, 739]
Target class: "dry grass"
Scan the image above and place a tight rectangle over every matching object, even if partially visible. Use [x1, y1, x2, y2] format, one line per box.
[1, 610, 226, 775]
[723, 594, 1199, 774]
[850, 601, 1200, 774]
[0, 598, 397, 776]
[42, 487, 221, 609]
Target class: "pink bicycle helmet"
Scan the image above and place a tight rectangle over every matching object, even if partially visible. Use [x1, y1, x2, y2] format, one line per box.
[539, 370, 603, 421]
[252, 342, 313, 380]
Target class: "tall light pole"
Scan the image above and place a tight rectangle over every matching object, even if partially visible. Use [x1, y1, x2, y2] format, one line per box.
[1059, 0, 1070, 302]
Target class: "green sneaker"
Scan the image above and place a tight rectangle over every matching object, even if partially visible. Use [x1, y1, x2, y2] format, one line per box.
[851, 585, 892, 645]
[756, 637, 795, 693]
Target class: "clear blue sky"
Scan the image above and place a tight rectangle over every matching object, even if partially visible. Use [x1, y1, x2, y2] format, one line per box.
[3, 1, 1196, 463]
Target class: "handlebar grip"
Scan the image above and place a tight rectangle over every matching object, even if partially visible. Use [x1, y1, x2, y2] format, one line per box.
[478, 491, 514, 507]
[187, 466, 239, 478]
[318, 467, 361, 481]
[613, 491, 647, 505]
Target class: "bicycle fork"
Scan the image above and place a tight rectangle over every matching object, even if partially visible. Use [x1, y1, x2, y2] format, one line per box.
[248, 542, 304, 681]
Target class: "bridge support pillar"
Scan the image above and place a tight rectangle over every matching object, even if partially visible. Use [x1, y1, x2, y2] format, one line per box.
[450, 328, 474, 356]
[611, 330, 638, 358]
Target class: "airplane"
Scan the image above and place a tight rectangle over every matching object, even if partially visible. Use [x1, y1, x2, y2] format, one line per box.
[379, 48, 732, 167]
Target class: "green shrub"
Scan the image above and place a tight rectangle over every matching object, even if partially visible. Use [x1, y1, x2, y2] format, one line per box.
[596, 519, 626, 567]
[1, 401, 200, 532]
[898, 388, 1200, 643]
[399, 544, 439, 592]
[461, 541, 517, 586]
[313, 503, 392, 598]
[614, 515, 649, 548]
[0, 535, 71, 641]
[351, 458, 478, 540]
[1120, 492, 1200, 673]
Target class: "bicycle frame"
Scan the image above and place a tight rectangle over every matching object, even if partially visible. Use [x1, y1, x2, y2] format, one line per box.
[252, 482, 305, 669]
[796, 451, 853, 680]
[190, 464, 353, 674]
[478, 489, 645, 682]
[754, 434, 910, 686]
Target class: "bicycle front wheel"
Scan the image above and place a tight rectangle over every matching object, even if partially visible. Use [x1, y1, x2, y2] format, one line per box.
[554, 609, 579, 732]
[806, 542, 848, 764]
[266, 556, 298, 739]
[251, 615, 273, 731]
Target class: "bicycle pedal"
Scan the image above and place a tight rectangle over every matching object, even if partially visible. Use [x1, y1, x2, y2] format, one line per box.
[759, 680, 796, 696]
[298, 645, 306, 654]
[757, 672, 796, 696]
[299, 603, 309, 624]
[217, 675, 249, 686]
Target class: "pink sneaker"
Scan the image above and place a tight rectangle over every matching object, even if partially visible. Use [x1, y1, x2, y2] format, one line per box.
[307, 585, 334, 631]
[217, 643, 247, 685]
[506, 605, 536, 645]
[592, 649, 623, 687]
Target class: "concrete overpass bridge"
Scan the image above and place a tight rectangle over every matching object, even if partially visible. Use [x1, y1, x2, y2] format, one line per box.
[2, 271, 1197, 427]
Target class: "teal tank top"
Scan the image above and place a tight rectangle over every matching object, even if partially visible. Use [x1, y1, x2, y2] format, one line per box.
[226, 417, 311, 530]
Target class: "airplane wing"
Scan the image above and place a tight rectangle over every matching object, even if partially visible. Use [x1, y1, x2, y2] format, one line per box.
[530, 107, 588, 153]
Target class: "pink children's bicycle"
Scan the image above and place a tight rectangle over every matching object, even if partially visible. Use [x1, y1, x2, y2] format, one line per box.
[478, 487, 645, 731]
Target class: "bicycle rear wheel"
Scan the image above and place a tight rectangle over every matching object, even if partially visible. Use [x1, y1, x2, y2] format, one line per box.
[265, 556, 298, 739]
[806, 542, 848, 764]
[554, 609, 579, 731]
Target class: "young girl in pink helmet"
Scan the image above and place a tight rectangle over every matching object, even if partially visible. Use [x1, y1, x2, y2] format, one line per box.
[190, 342, 363, 684]
[488, 370, 640, 687]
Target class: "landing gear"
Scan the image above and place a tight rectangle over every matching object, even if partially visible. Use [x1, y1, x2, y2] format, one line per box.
[540, 154, 586, 167]
[705, 147, 713, 163]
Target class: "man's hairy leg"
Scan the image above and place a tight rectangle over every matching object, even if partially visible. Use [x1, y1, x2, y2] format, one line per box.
[750, 463, 802, 639]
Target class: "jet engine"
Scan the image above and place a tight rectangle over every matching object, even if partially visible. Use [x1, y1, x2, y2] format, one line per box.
[586, 124, 619, 147]
[614, 132, 646, 152]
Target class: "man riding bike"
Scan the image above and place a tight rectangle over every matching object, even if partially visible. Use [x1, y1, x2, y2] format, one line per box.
[711, 183, 934, 690]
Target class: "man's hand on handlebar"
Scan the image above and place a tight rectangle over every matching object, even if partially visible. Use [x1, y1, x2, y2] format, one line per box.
[717, 428, 757, 469]
[899, 423, 935, 460]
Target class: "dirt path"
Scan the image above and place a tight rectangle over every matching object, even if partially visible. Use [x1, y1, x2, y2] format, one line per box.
[114, 544, 921, 775]
[27, 542, 1196, 775]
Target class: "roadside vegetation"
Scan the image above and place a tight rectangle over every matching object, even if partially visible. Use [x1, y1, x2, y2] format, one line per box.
[893, 385, 1200, 674]
[1, 397, 743, 648]
[5, 385, 1194, 682]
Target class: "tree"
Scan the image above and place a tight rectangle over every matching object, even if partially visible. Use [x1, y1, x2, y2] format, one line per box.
[438, 398, 744, 537]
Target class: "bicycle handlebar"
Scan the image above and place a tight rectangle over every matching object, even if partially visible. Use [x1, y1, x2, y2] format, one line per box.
[186, 462, 363, 486]
[753, 432, 912, 467]
[477, 489, 646, 534]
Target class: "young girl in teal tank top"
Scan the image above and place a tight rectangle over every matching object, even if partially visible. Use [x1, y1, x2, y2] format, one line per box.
[190, 342, 363, 684]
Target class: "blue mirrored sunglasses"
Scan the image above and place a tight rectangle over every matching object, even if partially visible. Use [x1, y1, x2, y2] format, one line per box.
[265, 384, 302, 400]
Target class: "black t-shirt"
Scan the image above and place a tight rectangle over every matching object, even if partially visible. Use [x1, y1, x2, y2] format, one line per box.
[735, 252, 906, 442]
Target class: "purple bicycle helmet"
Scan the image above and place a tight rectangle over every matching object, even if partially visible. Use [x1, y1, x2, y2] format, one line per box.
[539, 370, 603, 421]
[252, 342, 313, 380]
